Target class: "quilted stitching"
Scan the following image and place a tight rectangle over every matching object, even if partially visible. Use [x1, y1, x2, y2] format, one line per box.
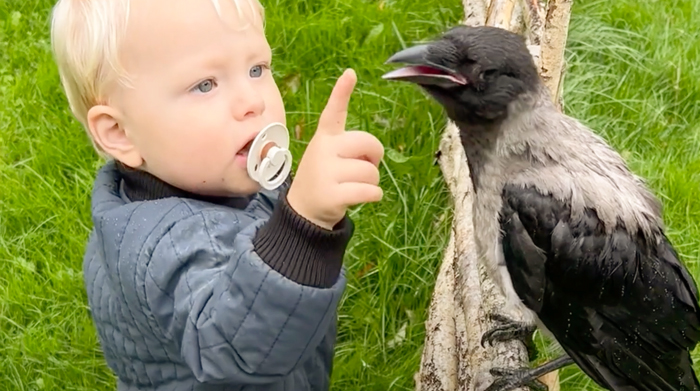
[83, 162, 344, 390]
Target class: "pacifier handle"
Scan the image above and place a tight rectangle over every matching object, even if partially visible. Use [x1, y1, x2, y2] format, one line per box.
[257, 146, 292, 190]
[246, 122, 293, 191]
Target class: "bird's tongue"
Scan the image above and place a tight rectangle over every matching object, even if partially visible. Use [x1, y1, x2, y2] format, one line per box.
[382, 65, 467, 85]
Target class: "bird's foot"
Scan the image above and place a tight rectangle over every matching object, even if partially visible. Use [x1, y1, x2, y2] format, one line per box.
[481, 313, 538, 361]
[483, 356, 575, 391]
[481, 313, 536, 346]
[484, 367, 548, 391]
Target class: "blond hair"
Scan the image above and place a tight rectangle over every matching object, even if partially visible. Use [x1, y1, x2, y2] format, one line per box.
[50, 0, 265, 153]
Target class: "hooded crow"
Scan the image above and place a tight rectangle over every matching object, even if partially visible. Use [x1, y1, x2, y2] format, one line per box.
[383, 25, 700, 391]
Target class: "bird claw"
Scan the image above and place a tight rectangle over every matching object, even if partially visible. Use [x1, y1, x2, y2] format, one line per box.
[484, 367, 548, 391]
[481, 313, 536, 347]
[481, 313, 538, 361]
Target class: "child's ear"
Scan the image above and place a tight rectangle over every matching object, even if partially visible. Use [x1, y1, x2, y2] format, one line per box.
[86, 104, 143, 168]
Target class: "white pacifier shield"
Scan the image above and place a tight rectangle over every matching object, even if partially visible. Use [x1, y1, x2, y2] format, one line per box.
[246, 122, 292, 190]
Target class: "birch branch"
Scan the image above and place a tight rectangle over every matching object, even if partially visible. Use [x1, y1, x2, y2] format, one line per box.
[540, 0, 573, 109]
[415, 0, 573, 390]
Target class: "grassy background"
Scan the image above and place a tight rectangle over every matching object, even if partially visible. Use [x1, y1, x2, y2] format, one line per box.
[1, 0, 700, 389]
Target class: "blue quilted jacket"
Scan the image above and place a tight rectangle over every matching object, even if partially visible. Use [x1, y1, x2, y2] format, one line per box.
[83, 160, 353, 390]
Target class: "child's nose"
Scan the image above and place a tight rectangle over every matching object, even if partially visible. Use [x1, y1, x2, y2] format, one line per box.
[232, 90, 266, 121]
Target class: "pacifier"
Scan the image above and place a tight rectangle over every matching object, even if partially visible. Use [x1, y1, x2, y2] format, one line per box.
[246, 122, 293, 190]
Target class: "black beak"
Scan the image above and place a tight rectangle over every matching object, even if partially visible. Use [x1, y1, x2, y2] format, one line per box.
[382, 43, 467, 87]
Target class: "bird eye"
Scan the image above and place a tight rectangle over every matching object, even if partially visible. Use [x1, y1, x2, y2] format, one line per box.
[482, 69, 498, 78]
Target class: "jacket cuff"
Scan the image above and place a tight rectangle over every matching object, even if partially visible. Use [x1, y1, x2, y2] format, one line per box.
[252, 193, 354, 288]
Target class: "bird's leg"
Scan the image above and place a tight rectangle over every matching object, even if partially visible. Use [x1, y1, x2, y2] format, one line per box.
[481, 313, 538, 360]
[484, 355, 575, 391]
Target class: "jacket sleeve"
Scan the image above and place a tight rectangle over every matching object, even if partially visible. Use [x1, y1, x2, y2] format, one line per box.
[141, 189, 353, 385]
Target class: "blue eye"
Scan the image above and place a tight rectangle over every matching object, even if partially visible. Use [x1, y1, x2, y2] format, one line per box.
[249, 65, 264, 78]
[194, 79, 215, 93]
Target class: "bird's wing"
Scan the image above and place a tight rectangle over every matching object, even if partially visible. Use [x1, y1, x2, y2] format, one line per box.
[499, 182, 700, 391]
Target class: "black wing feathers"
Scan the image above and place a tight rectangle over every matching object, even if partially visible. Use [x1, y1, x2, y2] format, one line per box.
[499, 183, 700, 391]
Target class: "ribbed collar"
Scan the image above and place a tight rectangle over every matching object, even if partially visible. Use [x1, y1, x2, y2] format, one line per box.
[115, 161, 254, 209]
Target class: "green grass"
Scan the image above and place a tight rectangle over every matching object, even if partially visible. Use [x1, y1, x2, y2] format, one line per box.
[1, 0, 700, 389]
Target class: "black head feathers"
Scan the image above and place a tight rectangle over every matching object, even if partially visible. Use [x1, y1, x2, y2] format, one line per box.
[383, 25, 541, 124]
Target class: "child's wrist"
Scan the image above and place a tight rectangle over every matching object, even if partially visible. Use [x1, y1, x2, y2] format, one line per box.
[286, 187, 341, 230]
[252, 194, 353, 288]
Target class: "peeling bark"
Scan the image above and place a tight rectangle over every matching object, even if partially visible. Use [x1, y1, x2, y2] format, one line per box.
[540, 0, 573, 110]
[415, 232, 458, 391]
[462, 0, 489, 27]
[486, 0, 517, 29]
[414, 0, 573, 390]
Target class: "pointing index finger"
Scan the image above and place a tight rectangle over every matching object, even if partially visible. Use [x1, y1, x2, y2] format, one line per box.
[317, 69, 357, 136]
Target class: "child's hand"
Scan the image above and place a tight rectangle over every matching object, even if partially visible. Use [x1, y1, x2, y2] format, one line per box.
[286, 69, 384, 230]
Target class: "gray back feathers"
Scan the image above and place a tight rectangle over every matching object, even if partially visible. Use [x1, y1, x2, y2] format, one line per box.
[461, 85, 664, 239]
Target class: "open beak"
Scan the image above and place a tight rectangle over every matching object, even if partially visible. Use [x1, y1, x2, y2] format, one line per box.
[382, 43, 467, 87]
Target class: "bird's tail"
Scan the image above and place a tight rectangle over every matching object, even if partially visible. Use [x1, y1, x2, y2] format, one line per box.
[565, 346, 700, 391]
[674, 351, 700, 391]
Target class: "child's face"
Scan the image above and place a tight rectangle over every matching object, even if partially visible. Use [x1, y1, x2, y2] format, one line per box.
[107, 0, 284, 196]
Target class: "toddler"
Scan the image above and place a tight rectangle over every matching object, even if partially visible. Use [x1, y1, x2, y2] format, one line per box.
[50, 0, 384, 389]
